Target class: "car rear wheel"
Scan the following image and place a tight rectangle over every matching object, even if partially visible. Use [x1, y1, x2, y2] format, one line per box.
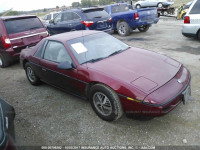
[25, 62, 41, 85]
[117, 21, 131, 36]
[136, 4, 141, 9]
[89, 84, 123, 121]
[138, 25, 150, 32]
[198, 31, 200, 41]
[0, 53, 9, 68]
[157, 3, 163, 8]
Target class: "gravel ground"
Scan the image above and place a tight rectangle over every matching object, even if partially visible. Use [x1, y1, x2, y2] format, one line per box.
[0, 17, 200, 149]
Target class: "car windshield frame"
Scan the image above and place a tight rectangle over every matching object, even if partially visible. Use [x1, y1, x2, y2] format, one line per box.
[66, 32, 130, 65]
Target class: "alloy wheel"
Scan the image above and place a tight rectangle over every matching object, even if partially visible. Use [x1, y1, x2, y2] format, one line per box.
[93, 92, 112, 116]
[27, 67, 36, 82]
[119, 24, 126, 35]
[0, 57, 2, 66]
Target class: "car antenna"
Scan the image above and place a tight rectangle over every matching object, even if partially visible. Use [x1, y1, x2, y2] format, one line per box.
[82, 30, 88, 69]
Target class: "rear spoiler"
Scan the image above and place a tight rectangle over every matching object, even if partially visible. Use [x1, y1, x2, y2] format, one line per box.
[82, 7, 104, 13]
[2, 15, 37, 21]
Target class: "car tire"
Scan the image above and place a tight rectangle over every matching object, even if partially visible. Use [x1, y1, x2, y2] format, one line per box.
[117, 21, 131, 36]
[25, 62, 41, 85]
[198, 30, 200, 41]
[138, 25, 150, 32]
[89, 84, 123, 121]
[163, 11, 168, 16]
[157, 3, 163, 8]
[0, 53, 10, 68]
[136, 4, 141, 9]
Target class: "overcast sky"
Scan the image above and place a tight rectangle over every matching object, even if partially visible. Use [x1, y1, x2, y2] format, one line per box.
[0, 0, 81, 12]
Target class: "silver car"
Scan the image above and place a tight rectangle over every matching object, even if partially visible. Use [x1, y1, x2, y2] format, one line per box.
[134, 0, 174, 9]
[182, 0, 200, 40]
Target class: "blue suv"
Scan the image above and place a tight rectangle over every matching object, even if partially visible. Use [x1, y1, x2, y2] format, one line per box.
[47, 8, 113, 35]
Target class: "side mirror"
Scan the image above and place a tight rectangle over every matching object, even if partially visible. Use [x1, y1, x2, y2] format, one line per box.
[49, 20, 54, 24]
[57, 61, 73, 70]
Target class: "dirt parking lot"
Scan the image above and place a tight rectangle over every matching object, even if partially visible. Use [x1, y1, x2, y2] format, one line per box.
[0, 17, 200, 148]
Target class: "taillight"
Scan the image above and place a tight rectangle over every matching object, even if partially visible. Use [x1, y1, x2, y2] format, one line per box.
[184, 16, 190, 24]
[134, 12, 139, 20]
[109, 18, 112, 23]
[1, 36, 11, 49]
[81, 21, 94, 27]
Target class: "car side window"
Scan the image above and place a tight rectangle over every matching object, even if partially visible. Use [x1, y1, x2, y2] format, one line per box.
[63, 12, 80, 21]
[34, 40, 47, 58]
[72, 12, 81, 20]
[190, 0, 200, 14]
[47, 14, 51, 20]
[54, 13, 62, 23]
[43, 41, 72, 64]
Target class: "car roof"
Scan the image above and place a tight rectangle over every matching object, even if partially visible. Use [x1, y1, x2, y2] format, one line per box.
[46, 30, 102, 42]
[0, 15, 37, 21]
[61, 7, 104, 13]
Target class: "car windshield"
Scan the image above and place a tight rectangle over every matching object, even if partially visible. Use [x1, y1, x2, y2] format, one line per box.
[4, 17, 43, 34]
[67, 32, 130, 64]
[111, 4, 129, 13]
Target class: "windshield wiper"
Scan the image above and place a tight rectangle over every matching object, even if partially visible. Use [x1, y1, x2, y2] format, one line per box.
[108, 46, 131, 57]
[81, 57, 105, 64]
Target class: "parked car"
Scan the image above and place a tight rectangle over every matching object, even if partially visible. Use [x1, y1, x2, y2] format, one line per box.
[182, 0, 200, 40]
[46, 8, 113, 35]
[0, 97, 16, 150]
[42, 11, 60, 26]
[104, 3, 159, 36]
[0, 15, 49, 68]
[20, 30, 191, 121]
[134, 0, 174, 9]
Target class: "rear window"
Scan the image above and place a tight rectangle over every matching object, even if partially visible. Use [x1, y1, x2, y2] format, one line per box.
[4, 17, 44, 34]
[111, 5, 129, 13]
[83, 9, 110, 19]
[190, 0, 200, 14]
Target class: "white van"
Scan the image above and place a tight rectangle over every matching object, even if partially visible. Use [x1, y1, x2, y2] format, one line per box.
[182, 0, 200, 40]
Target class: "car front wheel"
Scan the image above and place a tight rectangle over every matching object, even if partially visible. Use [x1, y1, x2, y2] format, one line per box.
[25, 62, 41, 85]
[89, 84, 123, 121]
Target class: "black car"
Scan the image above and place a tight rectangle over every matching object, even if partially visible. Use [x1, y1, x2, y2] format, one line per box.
[0, 98, 16, 150]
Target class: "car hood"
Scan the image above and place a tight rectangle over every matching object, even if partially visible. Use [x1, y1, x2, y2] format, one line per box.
[87, 47, 181, 94]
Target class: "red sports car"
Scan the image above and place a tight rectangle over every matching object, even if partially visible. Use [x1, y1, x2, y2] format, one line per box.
[20, 30, 191, 121]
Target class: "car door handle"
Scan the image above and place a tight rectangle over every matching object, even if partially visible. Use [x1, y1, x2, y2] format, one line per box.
[42, 68, 46, 71]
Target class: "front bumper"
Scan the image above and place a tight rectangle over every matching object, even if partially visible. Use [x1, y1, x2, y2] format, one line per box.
[119, 66, 191, 117]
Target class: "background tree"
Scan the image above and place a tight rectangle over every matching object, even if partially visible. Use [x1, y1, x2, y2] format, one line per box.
[72, 2, 81, 8]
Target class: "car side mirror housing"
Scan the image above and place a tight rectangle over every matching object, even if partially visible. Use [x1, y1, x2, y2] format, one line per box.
[57, 61, 73, 70]
[49, 20, 54, 24]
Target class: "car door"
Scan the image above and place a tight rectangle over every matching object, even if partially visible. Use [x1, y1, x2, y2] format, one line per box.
[63, 11, 82, 31]
[39, 40, 80, 93]
[141, 0, 150, 7]
[47, 13, 63, 35]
